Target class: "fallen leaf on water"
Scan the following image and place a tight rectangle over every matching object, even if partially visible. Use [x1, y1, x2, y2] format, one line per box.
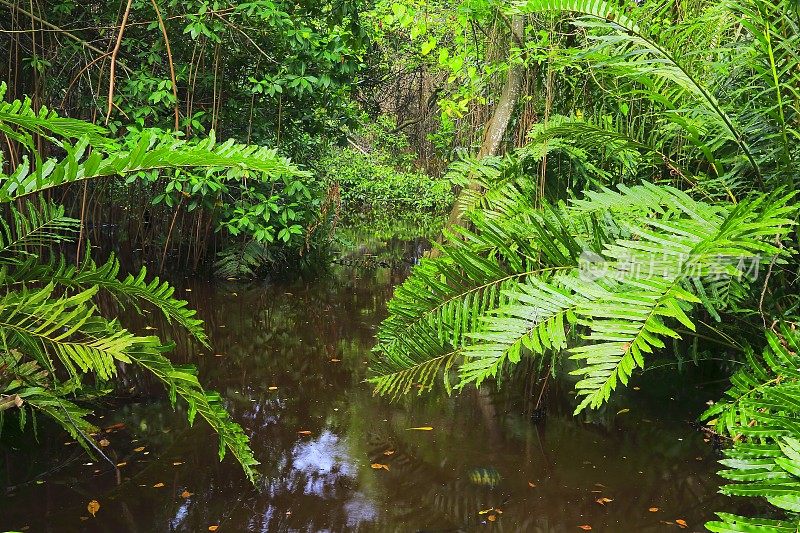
[487, 515, 497, 522]
[528, 482, 537, 488]
[329, 358, 341, 362]
[153, 482, 165, 488]
[144, 326, 157, 331]
[105, 423, 125, 432]
[133, 446, 145, 452]
[578, 526, 592, 531]
[676, 519, 688, 528]
[616, 408, 630, 415]
[478, 508, 494, 515]
[595, 497, 613, 505]
[87, 500, 100, 517]
[370, 463, 390, 471]
[98, 439, 110, 447]
[406, 426, 433, 431]
[214, 354, 225, 357]
[181, 490, 193, 499]
[268, 386, 278, 391]
[116, 462, 127, 468]
[297, 430, 312, 436]
[648, 507, 660, 512]
[208, 526, 219, 531]
[173, 462, 184, 466]
[383, 450, 395, 456]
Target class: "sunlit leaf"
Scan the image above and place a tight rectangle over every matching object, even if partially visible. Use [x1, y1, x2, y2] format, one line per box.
[87, 500, 100, 517]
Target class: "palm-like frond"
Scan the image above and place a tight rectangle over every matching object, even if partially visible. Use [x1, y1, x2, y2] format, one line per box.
[370, 183, 796, 413]
[513, 0, 760, 182]
[0, 97, 263, 480]
[0, 200, 79, 263]
[703, 324, 800, 531]
[0, 82, 110, 150]
[124, 341, 259, 482]
[0, 282, 258, 481]
[9, 252, 208, 346]
[0, 131, 308, 202]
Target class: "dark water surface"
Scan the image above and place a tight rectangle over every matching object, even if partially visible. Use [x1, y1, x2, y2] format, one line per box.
[2, 244, 731, 532]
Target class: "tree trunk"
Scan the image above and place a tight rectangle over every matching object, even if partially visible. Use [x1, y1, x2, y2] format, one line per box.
[441, 14, 525, 233]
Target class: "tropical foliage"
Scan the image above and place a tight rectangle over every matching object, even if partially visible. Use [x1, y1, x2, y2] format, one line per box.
[368, 0, 800, 529]
[703, 324, 800, 531]
[0, 88, 326, 481]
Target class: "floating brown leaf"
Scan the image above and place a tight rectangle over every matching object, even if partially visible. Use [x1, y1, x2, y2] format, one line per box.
[208, 526, 219, 531]
[676, 519, 688, 528]
[116, 462, 127, 468]
[98, 439, 110, 447]
[133, 446, 145, 452]
[268, 386, 278, 391]
[370, 463, 390, 471]
[595, 497, 613, 505]
[383, 450, 395, 456]
[297, 430, 312, 436]
[406, 426, 433, 431]
[173, 462, 184, 466]
[528, 481, 537, 488]
[648, 507, 659, 512]
[329, 358, 341, 362]
[487, 515, 497, 522]
[153, 482, 165, 488]
[578, 526, 592, 531]
[105, 423, 125, 432]
[181, 490, 193, 499]
[87, 500, 100, 517]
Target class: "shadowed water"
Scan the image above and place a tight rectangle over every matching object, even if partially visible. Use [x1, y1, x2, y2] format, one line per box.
[1, 242, 734, 532]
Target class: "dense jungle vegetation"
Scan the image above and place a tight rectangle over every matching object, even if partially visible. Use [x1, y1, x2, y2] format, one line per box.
[1, 0, 800, 530]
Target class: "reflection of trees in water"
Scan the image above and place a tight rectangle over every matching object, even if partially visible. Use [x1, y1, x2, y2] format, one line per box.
[1, 244, 729, 531]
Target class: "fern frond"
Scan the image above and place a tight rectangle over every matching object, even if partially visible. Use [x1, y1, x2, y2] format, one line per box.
[0, 130, 308, 202]
[513, 0, 762, 183]
[0, 82, 111, 150]
[702, 324, 800, 530]
[0, 200, 79, 262]
[126, 342, 260, 483]
[371, 182, 796, 414]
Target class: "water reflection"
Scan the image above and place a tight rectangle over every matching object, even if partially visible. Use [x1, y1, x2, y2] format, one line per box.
[2, 240, 731, 532]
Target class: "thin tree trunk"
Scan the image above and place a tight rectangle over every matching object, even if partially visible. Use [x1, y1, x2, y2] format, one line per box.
[435, 14, 525, 250]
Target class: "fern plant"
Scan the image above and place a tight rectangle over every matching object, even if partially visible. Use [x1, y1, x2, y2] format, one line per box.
[0, 89, 330, 481]
[370, 182, 796, 412]
[702, 324, 800, 532]
[370, 1, 800, 529]
[512, 0, 799, 199]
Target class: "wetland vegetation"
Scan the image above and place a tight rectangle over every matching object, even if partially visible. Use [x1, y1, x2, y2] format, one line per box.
[1, 0, 800, 530]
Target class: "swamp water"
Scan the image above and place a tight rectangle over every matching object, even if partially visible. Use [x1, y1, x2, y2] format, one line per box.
[2, 242, 732, 532]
